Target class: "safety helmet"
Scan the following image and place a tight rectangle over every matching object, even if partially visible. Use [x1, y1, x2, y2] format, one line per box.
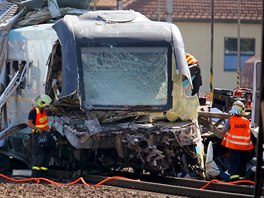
[229, 100, 245, 115]
[186, 53, 199, 65]
[35, 94, 52, 108]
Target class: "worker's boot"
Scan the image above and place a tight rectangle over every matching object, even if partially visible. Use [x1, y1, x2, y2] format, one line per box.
[230, 174, 240, 182]
[31, 169, 42, 178]
[41, 171, 48, 178]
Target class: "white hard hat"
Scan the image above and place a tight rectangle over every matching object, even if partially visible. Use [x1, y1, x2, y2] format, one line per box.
[35, 94, 52, 108]
[229, 100, 245, 115]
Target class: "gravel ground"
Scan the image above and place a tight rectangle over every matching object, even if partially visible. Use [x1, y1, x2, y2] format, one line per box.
[0, 181, 187, 198]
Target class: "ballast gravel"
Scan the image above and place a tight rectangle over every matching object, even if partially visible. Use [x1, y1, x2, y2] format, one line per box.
[0, 182, 187, 198]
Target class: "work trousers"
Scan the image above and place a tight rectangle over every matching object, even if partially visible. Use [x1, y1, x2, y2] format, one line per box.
[228, 149, 254, 181]
[189, 64, 202, 96]
[31, 133, 51, 178]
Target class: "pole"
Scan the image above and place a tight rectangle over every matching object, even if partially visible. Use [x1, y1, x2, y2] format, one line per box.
[237, 0, 241, 88]
[117, 0, 123, 10]
[166, 0, 173, 23]
[158, 0, 161, 21]
[210, 0, 214, 97]
[254, 0, 264, 196]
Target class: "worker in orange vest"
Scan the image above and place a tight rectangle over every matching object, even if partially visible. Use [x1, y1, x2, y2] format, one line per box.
[27, 94, 56, 178]
[221, 100, 255, 181]
[186, 53, 202, 96]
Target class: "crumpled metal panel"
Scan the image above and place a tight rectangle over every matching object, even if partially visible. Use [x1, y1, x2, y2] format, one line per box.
[60, 117, 198, 172]
[21, 0, 45, 10]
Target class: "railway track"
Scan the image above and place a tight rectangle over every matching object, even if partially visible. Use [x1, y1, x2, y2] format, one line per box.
[83, 174, 257, 198]
[6, 169, 261, 197]
[111, 172, 256, 195]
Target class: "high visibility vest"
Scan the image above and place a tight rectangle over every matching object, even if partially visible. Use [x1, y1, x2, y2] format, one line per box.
[33, 107, 49, 131]
[221, 116, 253, 150]
[186, 53, 198, 65]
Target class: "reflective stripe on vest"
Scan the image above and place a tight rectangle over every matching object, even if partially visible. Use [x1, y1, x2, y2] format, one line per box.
[34, 107, 49, 131]
[221, 116, 253, 150]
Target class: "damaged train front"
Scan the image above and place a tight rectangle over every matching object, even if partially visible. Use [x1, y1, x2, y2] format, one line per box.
[47, 10, 204, 178]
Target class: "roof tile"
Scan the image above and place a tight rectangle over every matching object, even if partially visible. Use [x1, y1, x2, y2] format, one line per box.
[1, 0, 261, 24]
[125, 0, 262, 22]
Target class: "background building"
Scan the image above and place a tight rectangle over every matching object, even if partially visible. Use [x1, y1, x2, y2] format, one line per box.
[93, 0, 263, 94]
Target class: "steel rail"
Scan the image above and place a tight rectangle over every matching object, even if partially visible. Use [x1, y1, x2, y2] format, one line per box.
[11, 169, 260, 197]
[112, 172, 256, 195]
[84, 174, 254, 198]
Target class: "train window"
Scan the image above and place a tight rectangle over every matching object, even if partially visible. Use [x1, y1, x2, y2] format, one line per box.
[6, 60, 30, 89]
[80, 46, 171, 110]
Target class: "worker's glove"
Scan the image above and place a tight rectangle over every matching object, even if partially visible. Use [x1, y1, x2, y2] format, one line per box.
[34, 128, 42, 133]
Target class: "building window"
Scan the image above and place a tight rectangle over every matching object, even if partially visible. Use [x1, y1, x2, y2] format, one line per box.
[224, 38, 255, 71]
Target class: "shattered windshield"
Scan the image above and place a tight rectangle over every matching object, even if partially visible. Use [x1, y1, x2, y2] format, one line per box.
[80, 46, 171, 110]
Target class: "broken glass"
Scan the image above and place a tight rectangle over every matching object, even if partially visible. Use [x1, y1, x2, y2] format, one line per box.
[80, 46, 169, 108]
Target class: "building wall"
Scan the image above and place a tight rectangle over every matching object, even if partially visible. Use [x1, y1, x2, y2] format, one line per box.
[176, 21, 262, 95]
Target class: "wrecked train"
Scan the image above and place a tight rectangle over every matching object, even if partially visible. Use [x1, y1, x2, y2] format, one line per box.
[0, 7, 204, 178]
